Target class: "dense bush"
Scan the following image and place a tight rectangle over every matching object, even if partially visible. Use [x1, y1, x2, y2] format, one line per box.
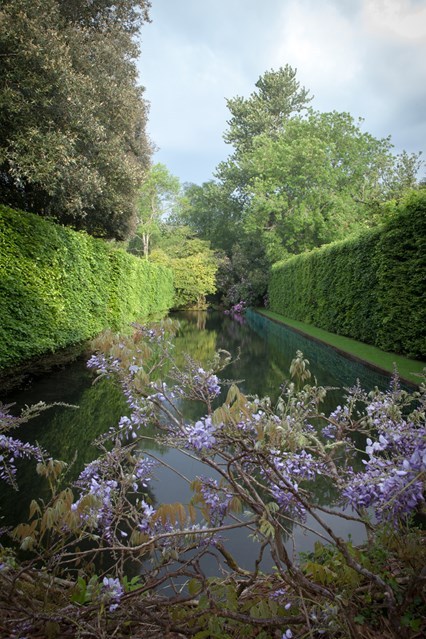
[374, 191, 426, 357]
[269, 190, 426, 359]
[0, 206, 174, 369]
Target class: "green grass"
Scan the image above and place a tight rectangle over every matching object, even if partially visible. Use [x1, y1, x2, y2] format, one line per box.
[257, 309, 425, 386]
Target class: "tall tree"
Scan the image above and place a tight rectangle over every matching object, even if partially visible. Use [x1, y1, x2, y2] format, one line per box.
[242, 111, 422, 255]
[0, 0, 152, 239]
[130, 163, 181, 258]
[176, 66, 422, 306]
[179, 181, 242, 254]
[223, 65, 312, 154]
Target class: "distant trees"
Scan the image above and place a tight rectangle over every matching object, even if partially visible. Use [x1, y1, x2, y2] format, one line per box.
[150, 226, 218, 310]
[131, 163, 181, 259]
[0, 0, 152, 239]
[127, 165, 218, 310]
[180, 66, 422, 306]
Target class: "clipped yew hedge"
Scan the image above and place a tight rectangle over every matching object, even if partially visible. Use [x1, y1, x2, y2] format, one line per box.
[0, 206, 174, 369]
[269, 191, 426, 359]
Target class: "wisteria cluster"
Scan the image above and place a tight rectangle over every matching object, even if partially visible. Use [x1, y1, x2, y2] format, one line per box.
[72, 450, 157, 538]
[172, 361, 222, 405]
[72, 474, 118, 537]
[1, 323, 425, 639]
[0, 403, 48, 489]
[0, 433, 43, 487]
[197, 476, 233, 525]
[185, 416, 219, 451]
[193, 367, 221, 399]
[87, 353, 122, 377]
[101, 576, 124, 612]
[321, 404, 351, 439]
[264, 449, 325, 522]
[342, 393, 426, 522]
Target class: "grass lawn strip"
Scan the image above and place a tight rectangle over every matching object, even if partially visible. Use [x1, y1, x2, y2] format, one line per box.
[256, 309, 425, 387]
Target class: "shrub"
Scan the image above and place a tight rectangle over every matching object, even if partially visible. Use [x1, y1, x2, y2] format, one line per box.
[0, 206, 174, 369]
[269, 190, 426, 359]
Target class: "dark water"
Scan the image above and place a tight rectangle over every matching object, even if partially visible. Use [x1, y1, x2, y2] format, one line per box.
[1, 310, 400, 569]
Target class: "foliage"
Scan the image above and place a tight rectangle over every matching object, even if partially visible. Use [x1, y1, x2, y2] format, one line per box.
[223, 64, 312, 154]
[269, 190, 426, 359]
[128, 163, 182, 258]
[241, 111, 421, 255]
[150, 225, 218, 310]
[0, 324, 425, 638]
[181, 180, 242, 255]
[217, 234, 271, 307]
[0, 206, 173, 369]
[169, 252, 217, 309]
[374, 190, 426, 357]
[0, 0, 152, 239]
[179, 67, 422, 307]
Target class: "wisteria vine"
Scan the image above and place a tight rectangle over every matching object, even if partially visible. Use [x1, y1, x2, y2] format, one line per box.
[0, 321, 425, 639]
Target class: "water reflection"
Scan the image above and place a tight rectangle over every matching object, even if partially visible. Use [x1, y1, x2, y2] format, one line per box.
[2, 310, 396, 568]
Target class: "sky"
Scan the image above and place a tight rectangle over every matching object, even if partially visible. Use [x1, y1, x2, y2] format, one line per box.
[137, 0, 426, 186]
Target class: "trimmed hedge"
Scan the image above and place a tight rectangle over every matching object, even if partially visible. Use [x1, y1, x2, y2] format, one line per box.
[269, 191, 426, 359]
[0, 206, 174, 369]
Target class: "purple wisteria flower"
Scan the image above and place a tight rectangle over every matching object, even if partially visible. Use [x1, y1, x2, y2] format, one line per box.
[185, 416, 218, 451]
[73, 450, 157, 537]
[138, 499, 156, 533]
[101, 577, 124, 612]
[321, 423, 337, 439]
[73, 459, 119, 537]
[87, 353, 121, 376]
[342, 394, 426, 522]
[0, 434, 43, 488]
[197, 476, 232, 525]
[193, 367, 221, 397]
[132, 456, 156, 491]
[264, 449, 325, 522]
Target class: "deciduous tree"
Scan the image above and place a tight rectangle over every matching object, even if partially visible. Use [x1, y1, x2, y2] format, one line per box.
[0, 0, 152, 239]
[131, 163, 181, 258]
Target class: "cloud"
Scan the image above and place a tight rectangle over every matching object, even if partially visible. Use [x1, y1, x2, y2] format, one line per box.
[362, 0, 426, 41]
[139, 4, 256, 156]
[270, 0, 362, 94]
[269, 0, 426, 155]
[141, 40, 243, 151]
[138, 0, 425, 183]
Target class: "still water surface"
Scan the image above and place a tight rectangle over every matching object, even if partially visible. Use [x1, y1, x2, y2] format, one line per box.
[1, 310, 398, 569]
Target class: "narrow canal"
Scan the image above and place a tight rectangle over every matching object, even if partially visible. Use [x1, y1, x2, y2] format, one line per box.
[1, 310, 402, 571]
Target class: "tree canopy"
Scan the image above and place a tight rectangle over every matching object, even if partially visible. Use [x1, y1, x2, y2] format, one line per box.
[150, 225, 218, 310]
[179, 66, 422, 305]
[132, 163, 181, 258]
[224, 64, 312, 154]
[0, 0, 152, 239]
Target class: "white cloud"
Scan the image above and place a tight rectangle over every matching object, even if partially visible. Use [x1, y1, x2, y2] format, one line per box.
[362, 0, 426, 41]
[138, 0, 426, 183]
[270, 0, 362, 101]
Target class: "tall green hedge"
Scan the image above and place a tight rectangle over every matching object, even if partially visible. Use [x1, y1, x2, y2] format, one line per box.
[0, 206, 174, 369]
[269, 191, 426, 359]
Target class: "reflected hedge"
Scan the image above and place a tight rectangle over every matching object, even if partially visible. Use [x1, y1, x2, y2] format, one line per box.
[269, 191, 426, 359]
[0, 206, 174, 369]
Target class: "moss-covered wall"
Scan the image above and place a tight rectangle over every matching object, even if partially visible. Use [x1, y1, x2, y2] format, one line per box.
[268, 191, 426, 359]
[0, 206, 174, 369]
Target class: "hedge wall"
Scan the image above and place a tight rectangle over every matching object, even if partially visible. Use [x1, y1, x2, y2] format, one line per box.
[0, 206, 174, 369]
[268, 191, 426, 359]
